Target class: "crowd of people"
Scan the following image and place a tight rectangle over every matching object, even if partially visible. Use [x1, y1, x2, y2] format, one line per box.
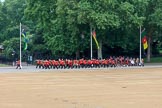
[35, 56, 144, 69]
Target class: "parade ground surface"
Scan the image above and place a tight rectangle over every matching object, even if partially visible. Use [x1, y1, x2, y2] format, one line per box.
[0, 64, 162, 108]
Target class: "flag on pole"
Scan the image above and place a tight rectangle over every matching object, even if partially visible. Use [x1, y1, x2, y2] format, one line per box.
[92, 31, 99, 49]
[141, 31, 148, 50]
[21, 31, 29, 50]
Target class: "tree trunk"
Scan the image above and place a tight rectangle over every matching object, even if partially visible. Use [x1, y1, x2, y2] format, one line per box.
[147, 35, 151, 62]
[98, 40, 102, 59]
[76, 50, 80, 59]
[147, 29, 153, 62]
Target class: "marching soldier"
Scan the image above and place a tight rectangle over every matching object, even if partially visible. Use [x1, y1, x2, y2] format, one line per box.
[36, 59, 41, 68]
[16, 60, 21, 69]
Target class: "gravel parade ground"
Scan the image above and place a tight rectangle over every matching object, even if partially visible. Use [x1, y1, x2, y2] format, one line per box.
[0, 65, 162, 108]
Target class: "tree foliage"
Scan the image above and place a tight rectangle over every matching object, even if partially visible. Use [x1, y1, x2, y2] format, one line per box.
[0, 0, 162, 61]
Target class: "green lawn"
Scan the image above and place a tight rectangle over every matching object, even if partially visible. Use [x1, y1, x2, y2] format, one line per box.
[144, 56, 162, 63]
[0, 63, 9, 67]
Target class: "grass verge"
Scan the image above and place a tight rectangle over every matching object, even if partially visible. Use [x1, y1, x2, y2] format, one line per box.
[0, 63, 9, 67]
[144, 56, 162, 63]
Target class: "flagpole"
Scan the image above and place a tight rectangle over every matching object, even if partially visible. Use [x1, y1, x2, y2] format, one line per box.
[140, 26, 142, 63]
[20, 22, 22, 68]
[90, 25, 92, 60]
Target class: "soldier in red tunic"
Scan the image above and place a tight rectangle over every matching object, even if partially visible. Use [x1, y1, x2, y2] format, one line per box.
[87, 59, 92, 68]
[43, 60, 50, 69]
[16, 60, 21, 69]
[83, 59, 87, 68]
[55, 60, 59, 69]
[73, 59, 78, 68]
[79, 59, 83, 68]
[36, 59, 40, 68]
[59, 59, 65, 69]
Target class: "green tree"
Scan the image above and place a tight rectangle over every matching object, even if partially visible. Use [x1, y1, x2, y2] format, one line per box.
[137, 0, 162, 62]
[2, 38, 19, 59]
[1, 0, 162, 61]
[0, 0, 26, 41]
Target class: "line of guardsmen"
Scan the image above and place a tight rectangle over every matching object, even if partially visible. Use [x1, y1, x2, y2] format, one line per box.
[35, 56, 144, 69]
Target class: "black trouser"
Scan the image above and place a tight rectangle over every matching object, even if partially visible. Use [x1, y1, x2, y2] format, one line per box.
[16, 64, 21, 69]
